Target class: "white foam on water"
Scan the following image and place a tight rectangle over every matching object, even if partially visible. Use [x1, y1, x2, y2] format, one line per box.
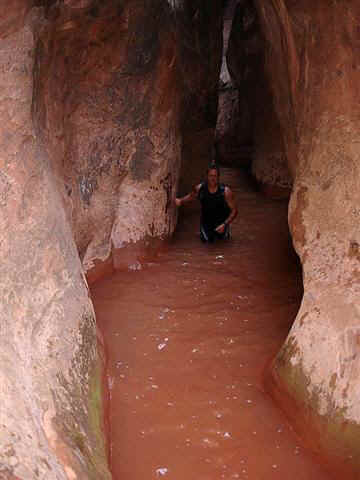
[156, 467, 168, 477]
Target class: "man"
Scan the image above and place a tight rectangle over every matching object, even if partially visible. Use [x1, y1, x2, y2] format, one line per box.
[175, 164, 238, 243]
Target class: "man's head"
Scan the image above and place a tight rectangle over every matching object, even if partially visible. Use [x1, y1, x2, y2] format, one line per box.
[207, 163, 220, 188]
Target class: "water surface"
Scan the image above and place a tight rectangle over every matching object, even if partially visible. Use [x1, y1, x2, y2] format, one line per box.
[92, 168, 332, 480]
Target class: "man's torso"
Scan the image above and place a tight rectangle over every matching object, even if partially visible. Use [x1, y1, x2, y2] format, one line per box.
[198, 182, 231, 228]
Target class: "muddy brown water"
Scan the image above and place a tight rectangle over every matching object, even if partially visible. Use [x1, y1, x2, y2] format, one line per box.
[92, 167, 333, 480]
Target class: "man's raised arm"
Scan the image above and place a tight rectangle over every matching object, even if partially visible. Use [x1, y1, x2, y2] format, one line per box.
[175, 184, 201, 207]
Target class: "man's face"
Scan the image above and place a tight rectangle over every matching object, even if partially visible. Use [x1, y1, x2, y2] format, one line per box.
[207, 169, 219, 188]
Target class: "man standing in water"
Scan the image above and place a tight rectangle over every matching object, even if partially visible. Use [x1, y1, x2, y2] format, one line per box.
[175, 163, 238, 243]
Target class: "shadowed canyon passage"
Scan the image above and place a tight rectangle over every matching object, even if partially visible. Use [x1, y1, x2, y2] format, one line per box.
[92, 168, 331, 479]
[2, 0, 360, 477]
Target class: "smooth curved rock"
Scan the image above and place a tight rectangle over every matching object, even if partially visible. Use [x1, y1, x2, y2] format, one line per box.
[34, 0, 223, 272]
[255, 0, 360, 472]
[33, 0, 183, 272]
[252, 80, 292, 197]
[177, 1, 224, 195]
[224, 0, 292, 193]
[0, 1, 224, 477]
[0, 11, 110, 479]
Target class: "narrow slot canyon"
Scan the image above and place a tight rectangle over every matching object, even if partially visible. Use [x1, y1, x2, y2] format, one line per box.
[1, 1, 360, 479]
[92, 166, 327, 479]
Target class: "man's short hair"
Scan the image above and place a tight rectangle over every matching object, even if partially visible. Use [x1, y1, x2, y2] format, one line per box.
[207, 163, 220, 175]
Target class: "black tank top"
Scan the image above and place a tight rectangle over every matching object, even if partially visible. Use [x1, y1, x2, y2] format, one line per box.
[198, 182, 231, 228]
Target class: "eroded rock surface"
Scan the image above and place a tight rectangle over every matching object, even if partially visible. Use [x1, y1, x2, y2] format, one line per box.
[224, 0, 291, 194]
[254, 0, 360, 471]
[34, 0, 182, 271]
[5, 0, 360, 476]
[176, 1, 224, 195]
[33, 0, 222, 271]
[0, 0, 223, 477]
[0, 7, 110, 479]
[216, 0, 256, 166]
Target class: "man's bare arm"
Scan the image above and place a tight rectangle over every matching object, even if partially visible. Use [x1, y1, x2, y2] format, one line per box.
[175, 184, 201, 207]
[214, 187, 237, 233]
[224, 187, 238, 225]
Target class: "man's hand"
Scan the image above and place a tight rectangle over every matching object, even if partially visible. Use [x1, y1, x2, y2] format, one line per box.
[175, 198, 182, 207]
[215, 223, 226, 234]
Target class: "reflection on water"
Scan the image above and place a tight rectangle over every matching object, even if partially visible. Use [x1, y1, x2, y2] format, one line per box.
[92, 168, 331, 480]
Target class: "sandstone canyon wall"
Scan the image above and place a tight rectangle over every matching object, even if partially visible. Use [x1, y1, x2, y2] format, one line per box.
[176, 2, 223, 195]
[0, 0, 223, 477]
[254, 0, 360, 472]
[3, 0, 360, 477]
[0, 4, 111, 478]
[220, 0, 292, 194]
[33, 0, 222, 271]
[34, 0, 182, 273]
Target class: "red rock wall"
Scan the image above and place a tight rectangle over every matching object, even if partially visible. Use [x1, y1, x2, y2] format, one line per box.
[219, 0, 292, 195]
[255, 0, 360, 472]
[0, 4, 111, 478]
[252, 79, 291, 197]
[33, 1, 183, 271]
[177, 1, 224, 195]
[216, 0, 252, 166]
[0, 1, 224, 476]
[33, 0, 223, 270]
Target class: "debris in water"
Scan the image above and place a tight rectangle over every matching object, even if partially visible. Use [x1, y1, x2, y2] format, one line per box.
[128, 261, 142, 271]
[156, 467, 168, 476]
